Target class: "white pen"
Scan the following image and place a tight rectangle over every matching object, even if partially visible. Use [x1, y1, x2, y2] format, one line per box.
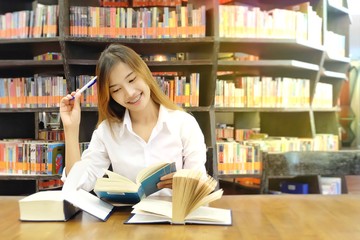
[71, 76, 97, 100]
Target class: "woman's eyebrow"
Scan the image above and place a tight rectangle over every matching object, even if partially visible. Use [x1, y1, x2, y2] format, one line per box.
[109, 71, 133, 88]
[124, 71, 134, 80]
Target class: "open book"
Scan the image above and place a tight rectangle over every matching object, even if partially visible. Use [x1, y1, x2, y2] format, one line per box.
[125, 169, 232, 225]
[94, 162, 176, 204]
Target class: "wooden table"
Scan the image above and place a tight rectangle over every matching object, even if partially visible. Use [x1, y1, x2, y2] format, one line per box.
[1, 194, 360, 240]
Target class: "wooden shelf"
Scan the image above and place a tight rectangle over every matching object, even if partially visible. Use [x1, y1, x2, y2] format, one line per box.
[0, 107, 60, 113]
[215, 107, 312, 112]
[218, 174, 262, 179]
[325, 53, 351, 63]
[217, 60, 319, 78]
[219, 38, 324, 54]
[64, 36, 215, 53]
[321, 70, 347, 80]
[0, 174, 61, 181]
[67, 59, 213, 67]
[0, 60, 63, 67]
[0, 37, 60, 44]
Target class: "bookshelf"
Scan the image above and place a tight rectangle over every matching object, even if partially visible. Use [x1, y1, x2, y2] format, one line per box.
[0, 0, 352, 194]
[214, 0, 351, 188]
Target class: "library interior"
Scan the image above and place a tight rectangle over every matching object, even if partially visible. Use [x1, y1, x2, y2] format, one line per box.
[1, 0, 360, 239]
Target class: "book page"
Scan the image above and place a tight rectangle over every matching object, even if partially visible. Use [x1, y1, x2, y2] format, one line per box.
[189, 189, 224, 213]
[185, 206, 232, 225]
[125, 213, 172, 224]
[187, 174, 219, 212]
[136, 162, 171, 183]
[172, 170, 219, 223]
[105, 169, 135, 184]
[131, 198, 172, 219]
[128, 199, 232, 225]
[20, 190, 64, 202]
[94, 178, 139, 193]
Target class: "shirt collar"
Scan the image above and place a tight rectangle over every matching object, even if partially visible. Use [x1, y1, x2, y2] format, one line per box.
[119, 109, 132, 137]
[118, 105, 174, 137]
[157, 104, 172, 133]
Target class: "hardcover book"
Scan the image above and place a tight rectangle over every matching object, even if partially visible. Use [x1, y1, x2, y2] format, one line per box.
[19, 190, 80, 222]
[94, 162, 176, 204]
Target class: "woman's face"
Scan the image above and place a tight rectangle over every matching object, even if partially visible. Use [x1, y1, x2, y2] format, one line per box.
[109, 61, 151, 112]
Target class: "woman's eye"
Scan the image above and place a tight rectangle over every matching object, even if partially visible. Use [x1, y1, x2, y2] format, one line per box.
[113, 88, 121, 93]
[129, 77, 136, 83]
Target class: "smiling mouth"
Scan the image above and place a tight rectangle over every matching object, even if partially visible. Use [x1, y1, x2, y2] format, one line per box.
[128, 93, 142, 104]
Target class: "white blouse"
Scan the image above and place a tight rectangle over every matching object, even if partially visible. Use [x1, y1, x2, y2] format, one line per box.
[62, 105, 207, 195]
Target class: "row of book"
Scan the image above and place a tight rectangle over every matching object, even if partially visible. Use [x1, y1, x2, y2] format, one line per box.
[216, 124, 339, 152]
[216, 125, 261, 142]
[216, 141, 262, 175]
[0, 140, 65, 175]
[216, 76, 334, 108]
[0, 4, 58, 39]
[100, 0, 184, 7]
[0, 76, 67, 109]
[38, 179, 63, 190]
[33, 52, 62, 61]
[69, 4, 205, 38]
[0, 139, 91, 175]
[216, 133, 339, 175]
[215, 77, 311, 108]
[71, 72, 200, 108]
[0, 71, 199, 109]
[219, 3, 322, 46]
[248, 135, 339, 152]
[38, 129, 65, 141]
[79, 142, 90, 154]
[155, 72, 199, 107]
[312, 82, 333, 108]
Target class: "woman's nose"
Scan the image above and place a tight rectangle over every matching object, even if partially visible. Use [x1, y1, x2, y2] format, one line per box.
[123, 85, 135, 97]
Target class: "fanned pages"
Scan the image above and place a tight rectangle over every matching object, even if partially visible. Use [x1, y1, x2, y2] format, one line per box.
[172, 169, 223, 223]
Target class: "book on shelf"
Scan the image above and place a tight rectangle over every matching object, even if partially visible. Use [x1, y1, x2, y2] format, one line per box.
[19, 190, 80, 222]
[0, 139, 65, 174]
[125, 169, 232, 225]
[94, 162, 177, 204]
[69, 4, 205, 38]
[320, 177, 342, 195]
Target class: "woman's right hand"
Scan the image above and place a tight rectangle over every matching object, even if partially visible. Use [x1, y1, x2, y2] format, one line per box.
[59, 91, 82, 129]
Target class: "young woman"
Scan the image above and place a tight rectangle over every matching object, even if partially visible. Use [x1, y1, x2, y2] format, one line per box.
[60, 44, 207, 195]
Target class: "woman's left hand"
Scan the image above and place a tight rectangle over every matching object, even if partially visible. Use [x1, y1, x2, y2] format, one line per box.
[157, 172, 176, 189]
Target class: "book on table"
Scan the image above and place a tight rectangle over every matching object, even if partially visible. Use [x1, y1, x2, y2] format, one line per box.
[19, 190, 80, 222]
[18, 189, 115, 222]
[125, 169, 232, 225]
[94, 162, 176, 204]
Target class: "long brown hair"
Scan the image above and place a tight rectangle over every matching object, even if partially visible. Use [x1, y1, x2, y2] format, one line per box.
[95, 44, 183, 128]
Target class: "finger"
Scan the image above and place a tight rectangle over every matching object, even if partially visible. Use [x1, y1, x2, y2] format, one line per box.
[157, 183, 173, 189]
[157, 179, 173, 189]
[60, 96, 72, 108]
[160, 172, 175, 181]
